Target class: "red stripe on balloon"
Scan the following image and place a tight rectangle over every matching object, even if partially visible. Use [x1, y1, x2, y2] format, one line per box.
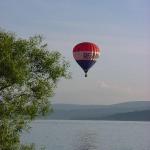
[73, 42, 100, 53]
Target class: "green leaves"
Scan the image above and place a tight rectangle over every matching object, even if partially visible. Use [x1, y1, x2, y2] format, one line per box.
[0, 31, 29, 86]
[0, 29, 70, 149]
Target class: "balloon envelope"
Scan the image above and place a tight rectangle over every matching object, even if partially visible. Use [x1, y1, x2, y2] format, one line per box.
[73, 42, 100, 77]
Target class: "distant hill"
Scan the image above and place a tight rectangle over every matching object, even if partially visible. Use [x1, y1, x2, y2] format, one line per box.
[38, 101, 150, 121]
[102, 110, 150, 121]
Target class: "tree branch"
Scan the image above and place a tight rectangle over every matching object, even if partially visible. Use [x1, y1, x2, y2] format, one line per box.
[0, 84, 12, 91]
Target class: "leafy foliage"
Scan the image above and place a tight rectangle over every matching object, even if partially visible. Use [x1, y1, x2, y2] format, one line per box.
[0, 29, 70, 150]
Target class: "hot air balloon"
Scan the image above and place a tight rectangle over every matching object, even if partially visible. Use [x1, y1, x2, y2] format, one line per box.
[73, 42, 100, 77]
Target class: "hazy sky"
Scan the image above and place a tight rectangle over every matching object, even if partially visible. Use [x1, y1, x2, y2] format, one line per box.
[0, 0, 150, 104]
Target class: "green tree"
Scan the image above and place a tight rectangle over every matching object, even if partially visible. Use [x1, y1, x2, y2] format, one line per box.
[0, 29, 70, 150]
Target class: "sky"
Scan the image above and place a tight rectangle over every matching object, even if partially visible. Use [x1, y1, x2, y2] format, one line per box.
[0, 0, 150, 105]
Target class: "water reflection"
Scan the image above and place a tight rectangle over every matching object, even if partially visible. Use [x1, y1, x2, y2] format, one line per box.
[74, 130, 97, 150]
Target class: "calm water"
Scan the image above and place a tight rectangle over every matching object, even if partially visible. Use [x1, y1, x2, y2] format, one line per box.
[21, 120, 150, 150]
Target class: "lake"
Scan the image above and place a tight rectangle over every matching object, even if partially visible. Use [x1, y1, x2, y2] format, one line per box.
[21, 120, 150, 150]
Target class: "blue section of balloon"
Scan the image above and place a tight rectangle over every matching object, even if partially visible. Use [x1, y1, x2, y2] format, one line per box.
[76, 60, 96, 73]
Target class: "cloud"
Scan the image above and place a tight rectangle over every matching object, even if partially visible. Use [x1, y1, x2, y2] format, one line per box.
[98, 81, 110, 89]
[98, 80, 132, 94]
[97, 80, 150, 100]
[98, 80, 113, 89]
